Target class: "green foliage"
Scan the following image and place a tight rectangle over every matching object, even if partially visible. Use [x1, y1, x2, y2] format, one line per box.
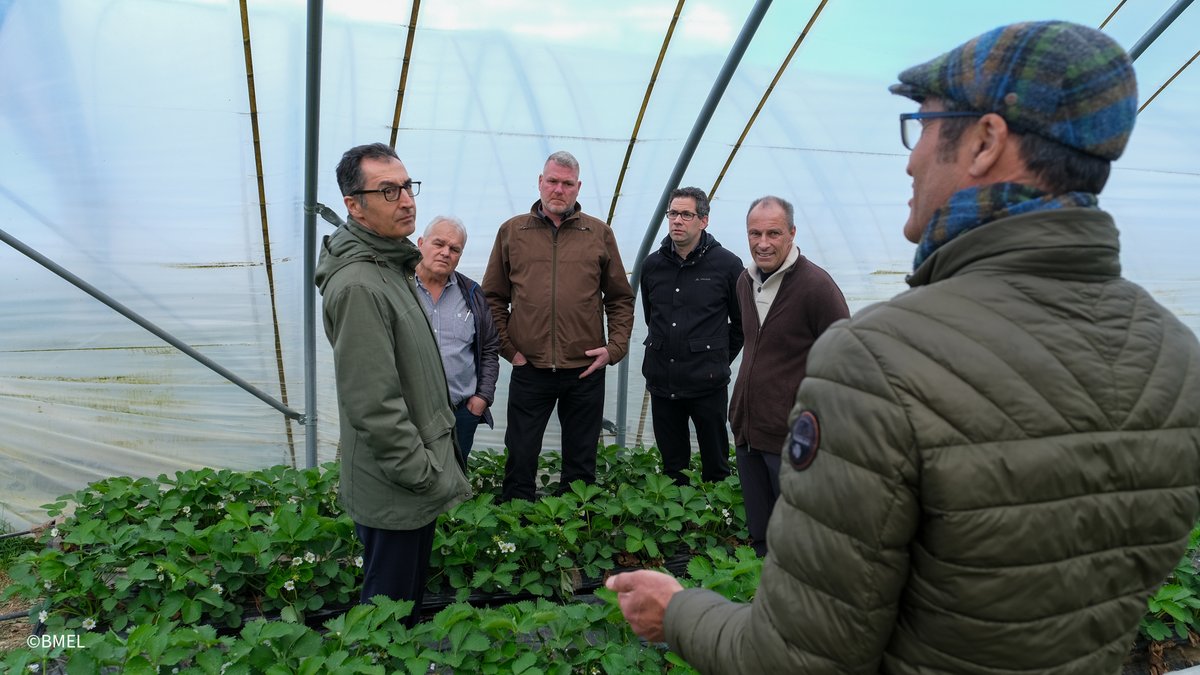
[1140, 522, 1200, 642]
[0, 531, 40, 567]
[2, 463, 359, 634]
[431, 444, 747, 600]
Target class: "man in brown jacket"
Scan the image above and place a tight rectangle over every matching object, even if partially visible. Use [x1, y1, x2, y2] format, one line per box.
[483, 151, 635, 501]
[728, 195, 848, 555]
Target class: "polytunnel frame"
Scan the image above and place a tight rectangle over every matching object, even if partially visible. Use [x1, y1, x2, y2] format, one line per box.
[0, 0, 1194, 478]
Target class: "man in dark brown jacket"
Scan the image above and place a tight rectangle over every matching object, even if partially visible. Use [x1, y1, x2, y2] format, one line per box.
[482, 151, 635, 501]
[728, 195, 848, 555]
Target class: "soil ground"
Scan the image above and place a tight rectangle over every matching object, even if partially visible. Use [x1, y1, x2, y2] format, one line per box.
[0, 568, 34, 653]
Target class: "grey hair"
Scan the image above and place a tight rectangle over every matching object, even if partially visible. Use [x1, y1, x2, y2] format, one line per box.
[545, 150, 580, 174]
[747, 195, 795, 230]
[424, 215, 468, 245]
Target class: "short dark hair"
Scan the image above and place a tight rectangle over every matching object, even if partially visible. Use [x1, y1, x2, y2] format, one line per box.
[934, 100, 1111, 194]
[336, 143, 400, 207]
[747, 195, 795, 230]
[669, 186, 710, 218]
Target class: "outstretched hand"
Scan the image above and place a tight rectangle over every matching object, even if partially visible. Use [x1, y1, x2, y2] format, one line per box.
[606, 570, 684, 643]
[580, 346, 611, 379]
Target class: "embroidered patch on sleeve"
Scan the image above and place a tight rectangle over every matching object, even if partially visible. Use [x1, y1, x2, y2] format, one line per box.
[788, 410, 821, 471]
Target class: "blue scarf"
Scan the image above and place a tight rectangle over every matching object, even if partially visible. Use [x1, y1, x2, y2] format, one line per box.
[912, 183, 1099, 270]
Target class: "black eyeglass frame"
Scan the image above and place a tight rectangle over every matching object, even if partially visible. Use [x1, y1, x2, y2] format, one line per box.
[349, 180, 421, 201]
[664, 209, 700, 222]
[899, 112, 983, 151]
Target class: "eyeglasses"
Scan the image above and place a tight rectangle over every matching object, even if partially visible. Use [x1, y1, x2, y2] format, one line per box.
[350, 180, 421, 201]
[899, 112, 982, 150]
[665, 210, 699, 221]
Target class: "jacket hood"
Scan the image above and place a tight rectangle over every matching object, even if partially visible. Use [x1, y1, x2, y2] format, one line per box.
[315, 218, 421, 292]
[656, 229, 722, 260]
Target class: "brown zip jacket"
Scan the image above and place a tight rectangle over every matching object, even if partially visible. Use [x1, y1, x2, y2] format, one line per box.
[482, 201, 634, 369]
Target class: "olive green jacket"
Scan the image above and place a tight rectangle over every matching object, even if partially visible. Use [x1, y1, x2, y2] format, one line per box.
[665, 208, 1200, 673]
[315, 219, 472, 530]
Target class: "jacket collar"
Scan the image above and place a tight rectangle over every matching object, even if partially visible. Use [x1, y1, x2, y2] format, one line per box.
[907, 208, 1120, 287]
[657, 229, 718, 262]
[748, 245, 800, 281]
[531, 200, 584, 228]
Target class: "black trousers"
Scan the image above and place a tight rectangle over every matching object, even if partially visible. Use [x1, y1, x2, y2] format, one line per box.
[354, 520, 436, 628]
[502, 364, 605, 501]
[735, 444, 781, 557]
[650, 389, 732, 484]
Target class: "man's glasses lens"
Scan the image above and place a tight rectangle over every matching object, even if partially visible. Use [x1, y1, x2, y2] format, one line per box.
[665, 210, 697, 221]
[901, 117, 922, 151]
[381, 182, 421, 201]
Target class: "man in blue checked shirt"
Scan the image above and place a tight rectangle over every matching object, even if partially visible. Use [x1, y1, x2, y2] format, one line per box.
[415, 215, 500, 462]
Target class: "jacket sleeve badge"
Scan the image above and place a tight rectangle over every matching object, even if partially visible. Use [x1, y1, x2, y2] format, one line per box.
[787, 410, 820, 471]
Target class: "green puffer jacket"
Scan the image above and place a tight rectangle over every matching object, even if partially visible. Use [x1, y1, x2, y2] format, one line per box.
[665, 208, 1200, 673]
[315, 219, 472, 530]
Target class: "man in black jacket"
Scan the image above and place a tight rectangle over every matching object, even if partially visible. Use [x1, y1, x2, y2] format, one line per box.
[640, 187, 744, 484]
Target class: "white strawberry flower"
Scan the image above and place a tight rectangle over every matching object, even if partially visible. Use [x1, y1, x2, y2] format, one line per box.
[354, 556, 364, 568]
[38, 610, 48, 623]
[283, 580, 295, 592]
[82, 617, 97, 630]
[304, 551, 316, 564]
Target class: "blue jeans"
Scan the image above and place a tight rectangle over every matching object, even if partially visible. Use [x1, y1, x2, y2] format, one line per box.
[454, 401, 483, 462]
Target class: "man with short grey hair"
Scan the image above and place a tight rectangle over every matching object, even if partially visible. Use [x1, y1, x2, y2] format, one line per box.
[483, 151, 635, 501]
[608, 21, 1200, 673]
[415, 215, 500, 462]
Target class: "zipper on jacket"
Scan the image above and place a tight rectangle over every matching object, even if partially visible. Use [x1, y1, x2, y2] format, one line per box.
[550, 226, 558, 371]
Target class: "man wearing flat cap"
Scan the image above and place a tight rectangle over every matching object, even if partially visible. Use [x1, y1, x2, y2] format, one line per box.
[607, 21, 1200, 673]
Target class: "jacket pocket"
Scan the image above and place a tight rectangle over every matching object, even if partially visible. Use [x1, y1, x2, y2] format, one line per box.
[688, 334, 731, 382]
[641, 335, 663, 381]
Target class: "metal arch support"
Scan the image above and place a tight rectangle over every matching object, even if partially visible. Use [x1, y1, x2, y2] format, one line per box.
[302, 0, 325, 467]
[239, 0, 298, 467]
[0, 226, 304, 423]
[710, 0, 829, 200]
[390, 1, 422, 149]
[1128, 0, 1194, 62]
[607, 0, 687, 226]
[614, 0, 775, 448]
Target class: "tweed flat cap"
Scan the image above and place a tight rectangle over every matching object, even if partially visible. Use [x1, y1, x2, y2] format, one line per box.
[890, 20, 1137, 161]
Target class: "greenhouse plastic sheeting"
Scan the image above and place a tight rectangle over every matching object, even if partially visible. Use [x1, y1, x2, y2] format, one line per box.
[2, 0, 1198, 528]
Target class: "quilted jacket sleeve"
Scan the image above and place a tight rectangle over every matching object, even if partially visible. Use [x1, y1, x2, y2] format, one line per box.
[664, 318, 919, 673]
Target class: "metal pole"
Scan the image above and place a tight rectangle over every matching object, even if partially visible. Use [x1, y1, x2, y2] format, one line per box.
[0, 227, 303, 421]
[302, 0, 324, 468]
[1128, 0, 1193, 61]
[614, 0, 774, 448]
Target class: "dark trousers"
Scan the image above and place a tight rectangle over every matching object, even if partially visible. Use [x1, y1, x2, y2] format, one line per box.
[502, 364, 605, 501]
[650, 389, 732, 484]
[354, 520, 436, 628]
[454, 401, 483, 462]
[735, 445, 781, 557]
